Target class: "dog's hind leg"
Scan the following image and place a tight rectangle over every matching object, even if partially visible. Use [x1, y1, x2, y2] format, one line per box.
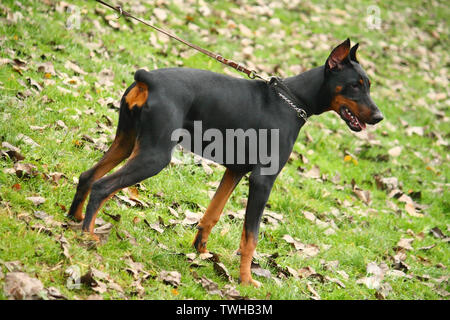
[81, 139, 175, 239]
[193, 168, 245, 253]
[67, 91, 139, 222]
[67, 129, 136, 222]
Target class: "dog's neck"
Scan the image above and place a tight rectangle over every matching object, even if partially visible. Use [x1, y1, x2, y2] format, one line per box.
[283, 66, 328, 116]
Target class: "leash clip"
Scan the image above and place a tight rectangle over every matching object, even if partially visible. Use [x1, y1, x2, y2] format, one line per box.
[296, 109, 308, 121]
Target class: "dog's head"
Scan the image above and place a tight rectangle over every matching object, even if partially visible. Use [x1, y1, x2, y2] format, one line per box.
[322, 39, 383, 131]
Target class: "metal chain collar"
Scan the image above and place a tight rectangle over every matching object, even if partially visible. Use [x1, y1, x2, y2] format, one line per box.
[270, 78, 309, 122]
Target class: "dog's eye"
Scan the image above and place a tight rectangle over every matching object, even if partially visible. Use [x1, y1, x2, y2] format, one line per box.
[350, 83, 360, 89]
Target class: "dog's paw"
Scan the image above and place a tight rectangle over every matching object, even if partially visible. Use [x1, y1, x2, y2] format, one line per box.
[239, 277, 262, 288]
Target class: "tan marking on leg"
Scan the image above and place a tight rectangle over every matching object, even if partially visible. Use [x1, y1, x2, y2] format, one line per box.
[193, 169, 242, 253]
[86, 188, 122, 242]
[239, 229, 260, 287]
[125, 82, 148, 110]
[71, 131, 135, 221]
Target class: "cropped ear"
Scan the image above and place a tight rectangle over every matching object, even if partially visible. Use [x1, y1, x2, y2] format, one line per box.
[326, 38, 351, 71]
[349, 43, 359, 63]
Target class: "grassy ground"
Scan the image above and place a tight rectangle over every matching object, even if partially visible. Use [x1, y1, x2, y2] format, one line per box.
[0, 0, 448, 300]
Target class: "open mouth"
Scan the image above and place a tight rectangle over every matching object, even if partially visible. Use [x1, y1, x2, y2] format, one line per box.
[339, 106, 366, 132]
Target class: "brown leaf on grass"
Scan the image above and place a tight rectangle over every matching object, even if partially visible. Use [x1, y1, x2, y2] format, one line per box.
[303, 165, 321, 179]
[29, 223, 53, 236]
[388, 146, 402, 157]
[222, 284, 246, 300]
[57, 234, 71, 260]
[325, 276, 346, 288]
[37, 61, 56, 76]
[282, 234, 304, 251]
[297, 266, 317, 279]
[64, 60, 87, 75]
[115, 229, 137, 246]
[396, 238, 414, 251]
[182, 210, 202, 226]
[55, 120, 68, 130]
[351, 180, 371, 205]
[17, 134, 40, 147]
[46, 172, 66, 184]
[429, 227, 446, 239]
[303, 211, 316, 222]
[375, 282, 393, 300]
[418, 244, 436, 251]
[45, 286, 67, 300]
[201, 161, 213, 175]
[356, 262, 388, 290]
[26, 77, 43, 92]
[13, 163, 38, 178]
[116, 188, 149, 208]
[103, 211, 121, 222]
[81, 267, 123, 294]
[262, 210, 283, 227]
[2, 261, 23, 272]
[199, 252, 221, 263]
[97, 97, 120, 109]
[32, 211, 62, 228]
[282, 235, 320, 258]
[158, 270, 181, 287]
[306, 282, 321, 300]
[1, 142, 25, 161]
[213, 262, 233, 283]
[391, 252, 410, 272]
[266, 253, 292, 278]
[124, 256, 153, 282]
[192, 272, 222, 296]
[4, 272, 44, 300]
[167, 206, 179, 218]
[93, 222, 113, 243]
[96, 68, 115, 87]
[225, 209, 245, 220]
[27, 196, 46, 206]
[404, 202, 423, 217]
[64, 266, 81, 290]
[374, 175, 400, 192]
[145, 218, 164, 234]
[251, 261, 272, 279]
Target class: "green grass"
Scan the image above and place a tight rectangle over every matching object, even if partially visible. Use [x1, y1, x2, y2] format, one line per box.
[0, 0, 448, 300]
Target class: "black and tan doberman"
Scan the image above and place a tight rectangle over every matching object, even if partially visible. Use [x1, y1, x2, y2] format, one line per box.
[68, 39, 383, 287]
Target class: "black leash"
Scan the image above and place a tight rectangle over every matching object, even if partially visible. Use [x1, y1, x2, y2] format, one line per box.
[95, 0, 266, 81]
[94, 0, 309, 121]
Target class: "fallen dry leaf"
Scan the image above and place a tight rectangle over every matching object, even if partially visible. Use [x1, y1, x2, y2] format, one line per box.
[388, 146, 402, 157]
[81, 267, 123, 294]
[13, 163, 38, 178]
[1, 142, 25, 161]
[396, 238, 414, 251]
[158, 270, 181, 287]
[4, 272, 44, 300]
[26, 196, 46, 206]
[251, 261, 272, 279]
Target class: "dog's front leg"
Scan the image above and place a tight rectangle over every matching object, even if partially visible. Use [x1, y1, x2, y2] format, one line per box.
[239, 171, 276, 287]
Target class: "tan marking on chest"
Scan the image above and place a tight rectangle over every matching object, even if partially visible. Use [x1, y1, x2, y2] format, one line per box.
[125, 82, 148, 110]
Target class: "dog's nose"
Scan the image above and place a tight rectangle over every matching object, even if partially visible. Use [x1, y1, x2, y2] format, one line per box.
[371, 112, 384, 124]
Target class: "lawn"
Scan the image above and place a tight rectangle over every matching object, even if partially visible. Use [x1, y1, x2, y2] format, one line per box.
[0, 0, 448, 300]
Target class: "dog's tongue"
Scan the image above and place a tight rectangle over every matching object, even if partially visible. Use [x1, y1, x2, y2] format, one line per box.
[358, 119, 366, 130]
[352, 114, 366, 130]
